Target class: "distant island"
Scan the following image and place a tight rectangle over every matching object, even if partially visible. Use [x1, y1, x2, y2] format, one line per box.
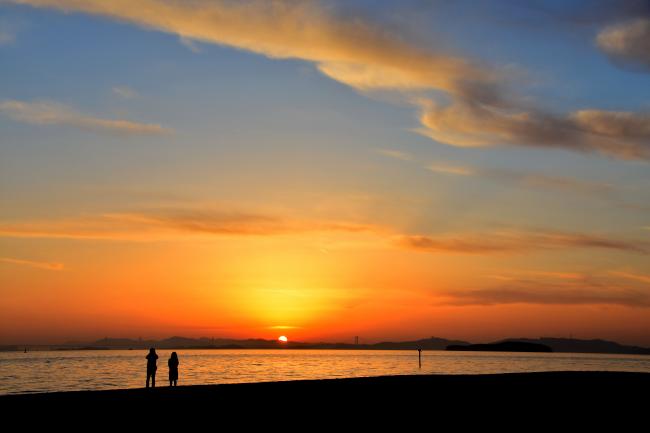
[446, 341, 552, 353]
[2, 336, 648, 356]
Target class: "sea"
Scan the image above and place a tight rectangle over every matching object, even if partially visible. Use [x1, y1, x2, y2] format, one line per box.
[1, 349, 648, 395]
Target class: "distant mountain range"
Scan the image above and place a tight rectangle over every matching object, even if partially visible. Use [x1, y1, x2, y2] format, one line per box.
[447, 341, 553, 353]
[501, 337, 650, 355]
[2, 336, 648, 355]
[82, 336, 471, 351]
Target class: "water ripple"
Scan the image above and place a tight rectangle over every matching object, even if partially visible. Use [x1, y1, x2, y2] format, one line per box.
[0, 349, 648, 395]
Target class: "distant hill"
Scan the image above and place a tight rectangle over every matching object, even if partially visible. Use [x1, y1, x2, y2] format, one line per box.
[502, 338, 650, 355]
[368, 337, 470, 350]
[60, 336, 469, 351]
[13, 336, 649, 355]
[287, 337, 470, 350]
[447, 341, 552, 353]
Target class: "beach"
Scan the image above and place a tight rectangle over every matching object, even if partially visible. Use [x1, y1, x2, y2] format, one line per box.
[2, 371, 647, 422]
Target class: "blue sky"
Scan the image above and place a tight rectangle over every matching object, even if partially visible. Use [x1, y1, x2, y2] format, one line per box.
[1, 1, 649, 344]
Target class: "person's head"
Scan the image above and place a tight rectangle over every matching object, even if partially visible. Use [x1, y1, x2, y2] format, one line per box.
[149, 347, 156, 354]
[171, 352, 178, 360]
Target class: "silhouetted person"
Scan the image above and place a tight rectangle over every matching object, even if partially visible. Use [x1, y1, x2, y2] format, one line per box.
[418, 348, 422, 368]
[168, 352, 179, 386]
[146, 348, 158, 388]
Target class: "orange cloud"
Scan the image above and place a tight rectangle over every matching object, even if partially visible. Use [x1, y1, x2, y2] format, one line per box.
[398, 230, 648, 255]
[10, 0, 500, 100]
[610, 271, 650, 284]
[438, 269, 650, 307]
[597, 18, 650, 70]
[417, 99, 650, 160]
[0, 99, 172, 135]
[0, 257, 64, 271]
[439, 283, 650, 308]
[0, 207, 379, 241]
[12, 0, 650, 160]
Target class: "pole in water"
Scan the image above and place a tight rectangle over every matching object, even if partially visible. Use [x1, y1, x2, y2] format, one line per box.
[418, 348, 422, 368]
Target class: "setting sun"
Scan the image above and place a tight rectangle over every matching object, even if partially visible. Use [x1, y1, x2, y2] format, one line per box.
[0, 0, 649, 352]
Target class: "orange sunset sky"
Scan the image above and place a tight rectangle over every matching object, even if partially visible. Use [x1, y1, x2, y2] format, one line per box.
[1, 0, 649, 345]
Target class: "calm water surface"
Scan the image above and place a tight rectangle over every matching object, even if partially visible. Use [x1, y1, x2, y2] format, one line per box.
[1, 349, 648, 395]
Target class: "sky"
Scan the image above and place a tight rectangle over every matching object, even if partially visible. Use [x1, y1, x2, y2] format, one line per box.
[1, 0, 649, 346]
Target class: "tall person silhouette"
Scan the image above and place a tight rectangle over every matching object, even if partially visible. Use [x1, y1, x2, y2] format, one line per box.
[168, 352, 179, 387]
[146, 348, 158, 388]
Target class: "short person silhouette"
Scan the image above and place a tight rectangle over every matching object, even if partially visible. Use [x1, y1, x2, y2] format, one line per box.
[146, 348, 158, 388]
[168, 352, 179, 386]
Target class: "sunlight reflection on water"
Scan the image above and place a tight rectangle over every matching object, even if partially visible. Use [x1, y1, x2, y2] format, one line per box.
[1, 349, 648, 394]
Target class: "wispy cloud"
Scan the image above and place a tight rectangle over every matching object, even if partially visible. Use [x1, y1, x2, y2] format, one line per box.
[416, 99, 650, 161]
[439, 282, 650, 308]
[112, 85, 138, 99]
[597, 18, 650, 70]
[398, 230, 648, 255]
[179, 36, 201, 53]
[8, 0, 500, 98]
[0, 257, 64, 271]
[8, 0, 650, 160]
[610, 270, 650, 284]
[0, 99, 172, 135]
[4, 207, 645, 260]
[0, 207, 379, 241]
[376, 148, 412, 161]
[267, 325, 301, 330]
[427, 163, 474, 176]
[439, 268, 650, 307]
[427, 162, 614, 197]
[0, 19, 17, 45]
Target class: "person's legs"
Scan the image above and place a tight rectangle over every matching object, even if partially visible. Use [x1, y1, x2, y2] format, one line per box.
[151, 371, 156, 388]
[146, 372, 151, 388]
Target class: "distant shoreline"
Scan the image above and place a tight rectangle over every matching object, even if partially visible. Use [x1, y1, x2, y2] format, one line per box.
[3, 335, 650, 356]
[3, 345, 649, 356]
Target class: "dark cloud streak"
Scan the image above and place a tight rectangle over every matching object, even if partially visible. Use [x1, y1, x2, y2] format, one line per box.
[399, 230, 648, 255]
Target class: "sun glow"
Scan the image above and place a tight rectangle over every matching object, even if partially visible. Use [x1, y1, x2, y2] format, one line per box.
[278, 335, 288, 342]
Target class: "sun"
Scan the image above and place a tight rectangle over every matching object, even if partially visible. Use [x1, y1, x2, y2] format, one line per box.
[278, 335, 288, 342]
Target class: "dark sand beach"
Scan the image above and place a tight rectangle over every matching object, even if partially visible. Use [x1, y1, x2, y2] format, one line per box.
[2, 371, 647, 423]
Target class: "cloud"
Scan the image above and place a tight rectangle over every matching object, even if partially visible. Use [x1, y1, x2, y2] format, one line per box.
[427, 161, 614, 197]
[417, 99, 650, 160]
[8, 0, 501, 100]
[0, 257, 64, 271]
[0, 99, 172, 135]
[427, 163, 475, 176]
[437, 268, 650, 308]
[487, 270, 586, 281]
[398, 230, 648, 255]
[376, 148, 412, 161]
[0, 19, 17, 45]
[10, 0, 650, 160]
[0, 207, 379, 241]
[179, 36, 201, 53]
[439, 282, 650, 308]
[610, 270, 650, 284]
[267, 325, 301, 330]
[112, 85, 138, 99]
[597, 18, 650, 70]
